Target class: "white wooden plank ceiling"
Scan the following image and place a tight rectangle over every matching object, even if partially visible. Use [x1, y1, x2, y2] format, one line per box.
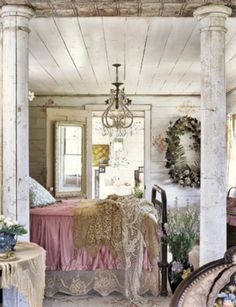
[1, 1, 236, 17]
[28, 17, 236, 96]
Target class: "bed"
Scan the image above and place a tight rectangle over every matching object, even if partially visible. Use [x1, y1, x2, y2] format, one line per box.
[30, 184, 168, 300]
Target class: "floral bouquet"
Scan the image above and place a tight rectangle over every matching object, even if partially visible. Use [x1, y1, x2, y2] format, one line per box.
[214, 275, 236, 306]
[165, 199, 199, 292]
[0, 215, 27, 236]
[164, 198, 199, 262]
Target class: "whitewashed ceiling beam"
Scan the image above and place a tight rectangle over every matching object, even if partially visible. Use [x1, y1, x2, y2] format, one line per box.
[1, 1, 236, 17]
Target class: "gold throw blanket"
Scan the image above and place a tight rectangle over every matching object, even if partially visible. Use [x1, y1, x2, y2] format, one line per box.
[73, 198, 123, 257]
[73, 195, 160, 262]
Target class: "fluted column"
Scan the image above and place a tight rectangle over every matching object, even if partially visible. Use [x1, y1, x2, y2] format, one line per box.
[194, 5, 231, 265]
[1, 5, 34, 238]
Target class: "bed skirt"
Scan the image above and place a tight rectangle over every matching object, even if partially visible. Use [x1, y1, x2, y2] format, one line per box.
[45, 268, 160, 297]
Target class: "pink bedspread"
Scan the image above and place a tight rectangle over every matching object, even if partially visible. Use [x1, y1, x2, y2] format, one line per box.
[228, 215, 236, 227]
[30, 199, 151, 271]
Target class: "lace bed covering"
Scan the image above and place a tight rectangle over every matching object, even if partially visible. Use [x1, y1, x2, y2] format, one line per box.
[112, 195, 160, 301]
[46, 268, 160, 298]
[65, 195, 161, 303]
[0, 242, 46, 307]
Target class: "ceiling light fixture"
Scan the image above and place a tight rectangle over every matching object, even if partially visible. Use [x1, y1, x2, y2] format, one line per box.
[101, 64, 133, 136]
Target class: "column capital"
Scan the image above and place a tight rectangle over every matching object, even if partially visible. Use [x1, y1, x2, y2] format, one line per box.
[194, 4, 232, 33]
[1, 5, 34, 20]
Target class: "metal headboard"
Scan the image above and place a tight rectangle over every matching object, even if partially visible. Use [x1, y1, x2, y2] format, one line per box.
[151, 184, 168, 296]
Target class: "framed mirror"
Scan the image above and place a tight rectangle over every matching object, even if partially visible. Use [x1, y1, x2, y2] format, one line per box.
[55, 121, 86, 198]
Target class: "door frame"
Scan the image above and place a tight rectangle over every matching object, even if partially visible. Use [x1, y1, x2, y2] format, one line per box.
[46, 108, 92, 198]
[85, 104, 151, 201]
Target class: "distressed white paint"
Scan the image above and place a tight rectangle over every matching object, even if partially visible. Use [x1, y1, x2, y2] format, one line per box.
[3, 288, 28, 307]
[1, 5, 34, 307]
[1, 5, 34, 235]
[27, 17, 236, 96]
[195, 4, 232, 265]
[2, 0, 235, 18]
[0, 23, 2, 214]
[28, 17, 201, 96]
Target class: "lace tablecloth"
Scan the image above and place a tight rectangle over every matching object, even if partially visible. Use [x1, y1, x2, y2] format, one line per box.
[0, 241, 46, 307]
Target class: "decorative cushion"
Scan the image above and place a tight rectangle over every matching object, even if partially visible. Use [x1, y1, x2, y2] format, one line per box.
[29, 177, 56, 208]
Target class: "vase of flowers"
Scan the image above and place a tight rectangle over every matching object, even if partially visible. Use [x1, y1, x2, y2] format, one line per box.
[0, 215, 27, 252]
[168, 255, 194, 293]
[165, 199, 199, 293]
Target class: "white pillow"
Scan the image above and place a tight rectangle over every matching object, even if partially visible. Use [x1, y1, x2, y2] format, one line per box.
[29, 177, 56, 208]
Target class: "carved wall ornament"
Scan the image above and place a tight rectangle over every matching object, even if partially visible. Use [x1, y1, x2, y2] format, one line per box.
[177, 102, 200, 115]
[152, 133, 167, 154]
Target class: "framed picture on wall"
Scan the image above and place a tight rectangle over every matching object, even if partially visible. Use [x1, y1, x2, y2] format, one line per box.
[92, 144, 109, 166]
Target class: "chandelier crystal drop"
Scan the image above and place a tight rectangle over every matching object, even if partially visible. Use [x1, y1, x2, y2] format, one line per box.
[101, 64, 133, 136]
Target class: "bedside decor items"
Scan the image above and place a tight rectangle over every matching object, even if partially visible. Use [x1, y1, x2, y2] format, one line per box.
[0, 215, 27, 252]
[165, 115, 201, 188]
[214, 271, 236, 306]
[165, 199, 199, 292]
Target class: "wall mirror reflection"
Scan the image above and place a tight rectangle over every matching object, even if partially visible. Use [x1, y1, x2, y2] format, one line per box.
[55, 121, 86, 198]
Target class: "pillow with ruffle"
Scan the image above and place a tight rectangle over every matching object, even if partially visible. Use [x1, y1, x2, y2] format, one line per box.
[29, 177, 56, 208]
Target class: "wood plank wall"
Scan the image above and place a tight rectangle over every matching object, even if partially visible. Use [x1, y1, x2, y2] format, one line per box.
[29, 107, 47, 186]
[29, 95, 201, 206]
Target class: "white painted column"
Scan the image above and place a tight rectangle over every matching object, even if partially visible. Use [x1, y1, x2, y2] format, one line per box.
[0, 23, 2, 214]
[194, 5, 231, 265]
[1, 5, 34, 238]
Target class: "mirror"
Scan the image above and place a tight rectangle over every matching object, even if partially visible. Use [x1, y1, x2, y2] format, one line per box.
[55, 121, 86, 198]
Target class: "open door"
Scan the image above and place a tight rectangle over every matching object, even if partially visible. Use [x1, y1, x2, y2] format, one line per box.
[85, 104, 151, 201]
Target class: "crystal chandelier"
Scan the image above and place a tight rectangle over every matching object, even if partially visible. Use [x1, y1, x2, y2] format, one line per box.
[101, 64, 133, 136]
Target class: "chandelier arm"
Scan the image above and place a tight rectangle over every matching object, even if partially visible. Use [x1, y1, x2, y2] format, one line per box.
[101, 97, 120, 128]
[117, 101, 134, 128]
[102, 100, 114, 128]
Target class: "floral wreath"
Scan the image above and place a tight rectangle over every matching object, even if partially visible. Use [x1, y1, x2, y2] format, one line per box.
[165, 115, 201, 188]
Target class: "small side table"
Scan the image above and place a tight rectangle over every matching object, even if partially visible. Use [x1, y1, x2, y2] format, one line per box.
[0, 242, 46, 307]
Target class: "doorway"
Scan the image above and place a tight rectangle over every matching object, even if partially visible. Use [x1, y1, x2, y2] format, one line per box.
[91, 113, 145, 199]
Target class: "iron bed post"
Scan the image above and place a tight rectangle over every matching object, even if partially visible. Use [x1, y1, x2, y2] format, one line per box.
[151, 184, 168, 297]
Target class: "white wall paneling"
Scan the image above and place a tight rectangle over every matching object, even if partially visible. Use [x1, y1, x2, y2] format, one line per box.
[29, 95, 201, 206]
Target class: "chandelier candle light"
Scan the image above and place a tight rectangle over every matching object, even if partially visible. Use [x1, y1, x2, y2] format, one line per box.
[101, 64, 133, 136]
